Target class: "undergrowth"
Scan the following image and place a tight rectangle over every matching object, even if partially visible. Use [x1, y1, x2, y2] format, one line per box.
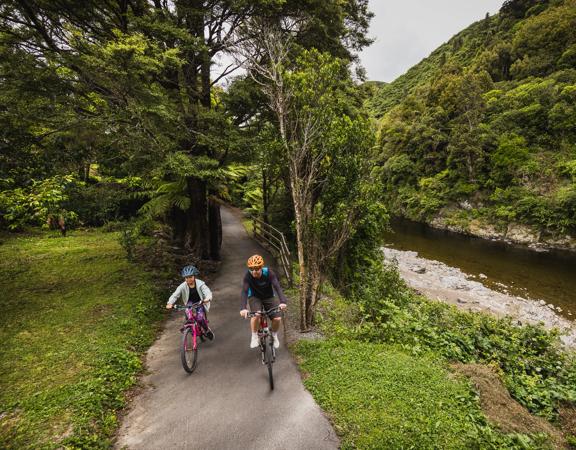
[293, 261, 576, 448]
[318, 263, 576, 422]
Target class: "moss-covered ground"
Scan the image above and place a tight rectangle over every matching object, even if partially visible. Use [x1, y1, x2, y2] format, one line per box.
[0, 230, 165, 449]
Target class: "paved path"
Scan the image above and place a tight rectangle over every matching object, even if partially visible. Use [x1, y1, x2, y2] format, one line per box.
[115, 207, 338, 450]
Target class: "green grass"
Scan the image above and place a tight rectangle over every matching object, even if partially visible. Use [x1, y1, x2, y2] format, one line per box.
[295, 339, 551, 449]
[0, 230, 165, 449]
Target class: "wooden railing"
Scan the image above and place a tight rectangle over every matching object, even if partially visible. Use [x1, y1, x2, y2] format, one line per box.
[252, 217, 293, 287]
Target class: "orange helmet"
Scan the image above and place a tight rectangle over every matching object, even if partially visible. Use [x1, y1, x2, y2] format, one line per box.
[247, 254, 264, 269]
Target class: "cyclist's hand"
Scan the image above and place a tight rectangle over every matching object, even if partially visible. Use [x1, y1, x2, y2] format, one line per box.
[240, 309, 249, 319]
[203, 299, 211, 304]
[279, 303, 287, 311]
[165, 304, 173, 310]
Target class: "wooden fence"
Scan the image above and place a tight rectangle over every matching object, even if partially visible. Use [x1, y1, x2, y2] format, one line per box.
[251, 217, 293, 287]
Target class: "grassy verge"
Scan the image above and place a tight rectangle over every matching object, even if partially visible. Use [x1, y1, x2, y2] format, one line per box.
[0, 230, 165, 449]
[295, 339, 549, 449]
[289, 266, 576, 448]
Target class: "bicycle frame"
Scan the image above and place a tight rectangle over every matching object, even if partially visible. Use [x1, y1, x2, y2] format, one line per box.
[173, 302, 207, 373]
[257, 314, 274, 356]
[185, 308, 202, 348]
[248, 307, 281, 389]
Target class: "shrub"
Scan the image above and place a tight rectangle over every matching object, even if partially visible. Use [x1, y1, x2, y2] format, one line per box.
[65, 181, 147, 226]
[0, 175, 77, 231]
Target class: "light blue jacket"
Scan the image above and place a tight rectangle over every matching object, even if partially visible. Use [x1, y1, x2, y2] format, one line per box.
[168, 279, 213, 311]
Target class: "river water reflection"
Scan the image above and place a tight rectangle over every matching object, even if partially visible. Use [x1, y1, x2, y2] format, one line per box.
[383, 218, 576, 318]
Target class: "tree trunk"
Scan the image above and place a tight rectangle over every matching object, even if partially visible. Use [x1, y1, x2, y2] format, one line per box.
[167, 0, 221, 261]
[306, 265, 322, 329]
[185, 176, 209, 259]
[262, 170, 270, 224]
[169, 204, 188, 248]
[208, 198, 222, 260]
[293, 196, 308, 331]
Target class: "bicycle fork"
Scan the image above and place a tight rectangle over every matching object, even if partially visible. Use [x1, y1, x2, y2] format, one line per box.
[259, 328, 276, 364]
[183, 325, 199, 351]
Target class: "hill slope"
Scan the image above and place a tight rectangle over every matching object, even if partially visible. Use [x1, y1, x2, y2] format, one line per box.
[369, 0, 576, 248]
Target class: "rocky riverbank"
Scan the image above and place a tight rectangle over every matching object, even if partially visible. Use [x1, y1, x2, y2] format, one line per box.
[383, 247, 576, 347]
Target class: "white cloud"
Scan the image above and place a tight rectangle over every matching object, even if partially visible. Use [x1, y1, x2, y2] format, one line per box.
[360, 0, 505, 82]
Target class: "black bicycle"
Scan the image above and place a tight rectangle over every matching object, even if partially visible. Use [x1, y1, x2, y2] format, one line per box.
[248, 306, 281, 390]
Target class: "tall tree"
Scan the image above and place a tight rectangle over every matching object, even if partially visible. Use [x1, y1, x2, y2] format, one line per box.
[235, 18, 380, 329]
[1, 0, 373, 260]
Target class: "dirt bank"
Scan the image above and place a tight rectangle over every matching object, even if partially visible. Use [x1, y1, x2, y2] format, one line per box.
[429, 216, 576, 253]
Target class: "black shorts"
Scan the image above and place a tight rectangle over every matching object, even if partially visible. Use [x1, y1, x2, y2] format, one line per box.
[248, 296, 281, 318]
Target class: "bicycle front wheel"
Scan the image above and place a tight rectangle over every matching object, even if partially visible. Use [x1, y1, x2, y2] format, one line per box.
[181, 328, 198, 373]
[264, 335, 274, 390]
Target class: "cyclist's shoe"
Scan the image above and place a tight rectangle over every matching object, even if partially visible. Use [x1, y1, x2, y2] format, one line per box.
[250, 334, 259, 348]
[273, 333, 280, 349]
[205, 328, 214, 341]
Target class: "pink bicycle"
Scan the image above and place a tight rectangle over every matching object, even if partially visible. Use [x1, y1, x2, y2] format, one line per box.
[173, 302, 211, 373]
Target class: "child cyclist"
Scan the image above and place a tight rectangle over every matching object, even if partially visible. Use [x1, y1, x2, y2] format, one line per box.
[166, 265, 214, 340]
[240, 255, 287, 349]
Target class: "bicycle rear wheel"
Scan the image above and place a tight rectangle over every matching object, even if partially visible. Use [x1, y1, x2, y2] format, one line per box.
[181, 328, 198, 373]
[264, 335, 274, 390]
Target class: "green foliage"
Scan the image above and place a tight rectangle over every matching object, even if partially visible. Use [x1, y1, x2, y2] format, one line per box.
[490, 134, 531, 186]
[382, 154, 416, 186]
[0, 231, 165, 448]
[510, 0, 576, 78]
[66, 179, 147, 226]
[1, 0, 375, 251]
[369, 0, 576, 236]
[118, 217, 155, 261]
[319, 262, 576, 422]
[0, 175, 77, 231]
[0, 173, 147, 231]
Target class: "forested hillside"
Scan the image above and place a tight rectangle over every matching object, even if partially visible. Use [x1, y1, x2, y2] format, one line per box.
[370, 0, 576, 247]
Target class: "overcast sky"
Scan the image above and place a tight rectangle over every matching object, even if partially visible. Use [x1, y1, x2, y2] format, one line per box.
[360, 0, 505, 82]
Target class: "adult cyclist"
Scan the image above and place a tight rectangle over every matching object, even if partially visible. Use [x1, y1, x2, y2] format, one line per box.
[240, 254, 287, 349]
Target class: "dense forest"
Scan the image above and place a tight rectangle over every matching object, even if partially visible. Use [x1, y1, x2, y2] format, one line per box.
[369, 0, 576, 246]
[0, 0, 382, 328]
[4, 1, 576, 448]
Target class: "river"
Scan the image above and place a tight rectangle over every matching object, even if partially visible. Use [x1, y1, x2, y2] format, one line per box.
[383, 218, 576, 319]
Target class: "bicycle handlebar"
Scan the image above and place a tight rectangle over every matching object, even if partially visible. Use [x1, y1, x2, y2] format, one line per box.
[171, 301, 206, 311]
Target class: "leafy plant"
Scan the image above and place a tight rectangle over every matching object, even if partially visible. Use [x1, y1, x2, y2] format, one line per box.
[0, 175, 77, 231]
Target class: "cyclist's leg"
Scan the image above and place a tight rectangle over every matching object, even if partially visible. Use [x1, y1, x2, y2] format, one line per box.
[248, 296, 263, 333]
[262, 297, 281, 330]
[197, 305, 214, 340]
[248, 297, 263, 348]
[263, 297, 282, 348]
[196, 306, 207, 326]
[203, 304, 211, 327]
